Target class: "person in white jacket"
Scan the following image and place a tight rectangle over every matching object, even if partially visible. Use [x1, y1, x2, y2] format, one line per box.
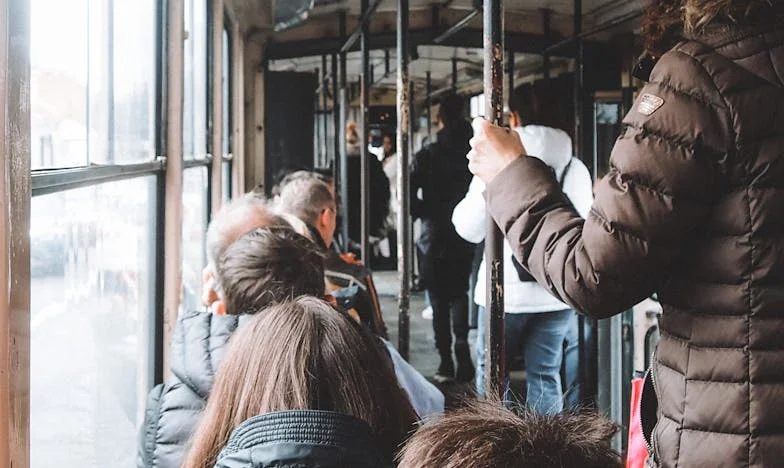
[452, 82, 593, 414]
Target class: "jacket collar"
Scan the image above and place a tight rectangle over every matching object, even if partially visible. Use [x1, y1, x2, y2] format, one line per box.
[216, 410, 390, 467]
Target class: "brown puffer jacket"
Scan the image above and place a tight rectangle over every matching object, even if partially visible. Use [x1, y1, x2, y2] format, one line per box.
[486, 19, 784, 468]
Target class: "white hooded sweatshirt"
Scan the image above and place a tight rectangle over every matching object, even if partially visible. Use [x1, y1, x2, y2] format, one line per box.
[452, 125, 594, 313]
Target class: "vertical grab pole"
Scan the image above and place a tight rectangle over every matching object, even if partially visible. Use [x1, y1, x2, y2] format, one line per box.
[507, 48, 514, 104]
[321, 54, 329, 167]
[396, 0, 411, 360]
[360, 0, 371, 263]
[425, 71, 432, 138]
[338, 12, 350, 253]
[483, 0, 506, 401]
[452, 56, 458, 91]
[542, 8, 551, 82]
[332, 53, 339, 173]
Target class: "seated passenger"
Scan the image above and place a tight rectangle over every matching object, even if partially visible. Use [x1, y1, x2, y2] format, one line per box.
[276, 170, 385, 334]
[397, 400, 622, 468]
[277, 173, 445, 419]
[183, 297, 418, 468]
[137, 200, 323, 468]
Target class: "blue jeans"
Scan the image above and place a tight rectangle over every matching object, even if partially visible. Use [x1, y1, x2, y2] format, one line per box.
[562, 312, 580, 409]
[475, 307, 573, 415]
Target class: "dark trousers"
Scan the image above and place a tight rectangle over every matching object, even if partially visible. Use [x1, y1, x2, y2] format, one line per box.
[429, 290, 469, 354]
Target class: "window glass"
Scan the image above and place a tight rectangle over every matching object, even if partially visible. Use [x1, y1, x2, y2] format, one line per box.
[30, 177, 154, 467]
[183, 0, 209, 159]
[111, 0, 157, 162]
[30, 0, 89, 169]
[222, 160, 232, 202]
[182, 167, 208, 313]
[31, 0, 156, 168]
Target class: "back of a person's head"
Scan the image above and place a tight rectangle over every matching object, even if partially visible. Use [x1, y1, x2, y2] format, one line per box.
[205, 196, 289, 268]
[510, 81, 570, 133]
[184, 296, 418, 468]
[214, 227, 325, 315]
[437, 93, 466, 126]
[277, 176, 335, 228]
[398, 399, 622, 468]
[642, 0, 782, 56]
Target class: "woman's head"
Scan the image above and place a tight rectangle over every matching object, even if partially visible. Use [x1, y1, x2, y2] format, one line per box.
[509, 81, 571, 133]
[643, 0, 781, 56]
[184, 297, 418, 468]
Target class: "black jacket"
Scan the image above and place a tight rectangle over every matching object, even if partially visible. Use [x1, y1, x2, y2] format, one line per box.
[411, 122, 475, 293]
[215, 410, 392, 467]
[137, 310, 248, 468]
[346, 150, 390, 245]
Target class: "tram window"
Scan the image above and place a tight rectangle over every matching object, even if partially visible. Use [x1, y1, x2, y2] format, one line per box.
[30, 0, 156, 168]
[183, 0, 209, 159]
[182, 167, 209, 313]
[29, 177, 154, 468]
[470, 93, 485, 119]
[30, 0, 89, 169]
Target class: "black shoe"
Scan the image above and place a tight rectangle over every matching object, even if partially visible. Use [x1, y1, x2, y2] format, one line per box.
[434, 354, 455, 383]
[455, 341, 475, 383]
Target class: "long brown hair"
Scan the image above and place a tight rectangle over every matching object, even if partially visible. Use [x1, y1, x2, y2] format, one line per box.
[183, 297, 418, 468]
[642, 0, 781, 56]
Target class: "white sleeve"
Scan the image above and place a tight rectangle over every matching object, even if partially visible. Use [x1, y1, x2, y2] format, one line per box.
[382, 339, 444, 419]
[561, 158, 594, 219]
[451, 176, 487, 243]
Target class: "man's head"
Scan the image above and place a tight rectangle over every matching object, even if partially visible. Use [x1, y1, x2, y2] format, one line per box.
[382, 134, 395, 158]
[436, 93, 466, 129]
[277, 174, 337, 248]
[212, 227, 326, 315]
[398, 400, 622, 468]
[202, 196, 290, 307]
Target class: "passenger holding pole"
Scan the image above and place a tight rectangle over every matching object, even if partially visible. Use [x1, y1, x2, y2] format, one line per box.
[453, 81, 593, 413]
[467, 1, 784, 465]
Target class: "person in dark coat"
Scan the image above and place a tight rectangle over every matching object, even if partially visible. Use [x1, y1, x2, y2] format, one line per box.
[411, 94, 476, 383]
[467, 1, 784, 466]
[345, 122, 391, 253]
[182, 297, 418, 468]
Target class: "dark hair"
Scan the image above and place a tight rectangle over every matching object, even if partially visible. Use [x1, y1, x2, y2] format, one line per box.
[184, 297, 419, 468]
[509, 81, 570, 133]
[642, 0, 782, 56]
[398, 399, 622, 468]
[215, 227, 326, 315]
[437, 93, 466, 125]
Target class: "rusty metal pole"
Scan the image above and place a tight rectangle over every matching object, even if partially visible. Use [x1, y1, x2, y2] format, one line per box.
[332, 53, 339, 171]
[484, 0, 505, 400]
[425, 71, 432, 138]
[397, 0, 411, 360]
[360, 0, 371, 263]
[507, 47, 514, 103]
[321, 55, 329, 167]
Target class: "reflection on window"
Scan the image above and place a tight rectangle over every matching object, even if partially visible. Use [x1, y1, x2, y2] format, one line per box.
[182, 167, 208, 313]
[31, 0, 156, 169]
[30, 178, 154, 468]
[470, 93, 485, 119]
[222, 160, 232, 202]
[183, 0, 208, 159]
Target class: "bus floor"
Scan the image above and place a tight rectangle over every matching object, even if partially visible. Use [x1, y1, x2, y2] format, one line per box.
[373, 270, 527, 409]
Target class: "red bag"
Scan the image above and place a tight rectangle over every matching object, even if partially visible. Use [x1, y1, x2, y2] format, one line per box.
[626, 374, 648, 468]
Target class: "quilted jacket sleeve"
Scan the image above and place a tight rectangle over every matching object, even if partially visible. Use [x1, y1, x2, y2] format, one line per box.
[486, 48, 732, 319]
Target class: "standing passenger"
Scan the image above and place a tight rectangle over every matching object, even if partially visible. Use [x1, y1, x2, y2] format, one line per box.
[467, 1, 784, 466]
[411, 94, 475, 383]
[453, 82, 593, 413]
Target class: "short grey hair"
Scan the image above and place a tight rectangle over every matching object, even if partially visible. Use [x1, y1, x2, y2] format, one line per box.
[277, 176, 335, 227]
[205, 196, 289, 267]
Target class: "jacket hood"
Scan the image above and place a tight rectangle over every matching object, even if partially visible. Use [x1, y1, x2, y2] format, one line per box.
[514, 125, 573, 177]
[169, 309, 247, 398]
[215, 410, 392, 468]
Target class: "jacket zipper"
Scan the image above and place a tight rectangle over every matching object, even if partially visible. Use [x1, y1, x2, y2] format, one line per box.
[639, 348, 660, 464]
